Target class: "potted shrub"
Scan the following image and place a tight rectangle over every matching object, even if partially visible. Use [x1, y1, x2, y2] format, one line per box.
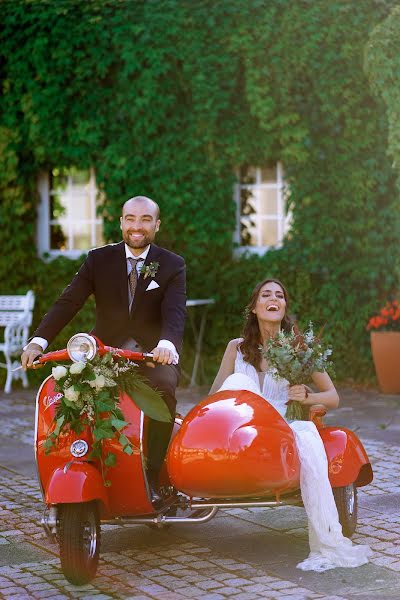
[367, 299, 400, 393]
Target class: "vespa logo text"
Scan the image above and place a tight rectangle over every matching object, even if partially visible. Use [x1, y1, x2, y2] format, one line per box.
[43, 393, 63, 409]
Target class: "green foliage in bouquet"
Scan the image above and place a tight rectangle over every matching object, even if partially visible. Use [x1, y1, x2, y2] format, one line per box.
[45, 352, 170, 485]
[261, 323, 334, 421]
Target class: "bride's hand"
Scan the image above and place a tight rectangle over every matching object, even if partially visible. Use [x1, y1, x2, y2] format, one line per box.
[287, 384, 308, 403]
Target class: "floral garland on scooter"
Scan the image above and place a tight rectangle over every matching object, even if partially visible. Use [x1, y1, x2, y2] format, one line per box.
[45, 352, 170, 485]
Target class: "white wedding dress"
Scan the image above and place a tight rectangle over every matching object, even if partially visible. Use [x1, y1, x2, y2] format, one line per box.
[218, 349, 372, 572]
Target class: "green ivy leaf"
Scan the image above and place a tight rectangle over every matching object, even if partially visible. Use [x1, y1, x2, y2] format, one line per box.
[104, 452, 117, 467]
[118, 433, 130, 447]
[111, 418, 128, 430]
[93, 422, 114, 441]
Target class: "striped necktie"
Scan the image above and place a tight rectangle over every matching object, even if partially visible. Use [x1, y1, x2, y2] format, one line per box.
[128, 257, 144, 310]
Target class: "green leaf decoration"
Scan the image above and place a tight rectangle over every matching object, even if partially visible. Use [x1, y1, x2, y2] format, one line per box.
[130, 385, 171, 422]
[53, 415, 65, 436]
[120, 373, 171, 422]
[118, 433, 130, 447]
[96, 399, 115, 413]
[88, 445, 102, 459]
[111, 418, 129, 430]
[47, 352, 171, 486]
[44, 438, 54, 454]
[97, 389, 112, 401]
[93, 422, 115, 441]
[114, 408, 125, 421]
[104, 452, 117, 467]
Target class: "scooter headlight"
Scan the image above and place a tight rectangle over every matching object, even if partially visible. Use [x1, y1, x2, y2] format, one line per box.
[67, 333, 97, 363]
[70, 439, 89, 458]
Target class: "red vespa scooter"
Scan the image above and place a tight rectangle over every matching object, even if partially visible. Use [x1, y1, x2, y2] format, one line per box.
[33, 333, 373, 586]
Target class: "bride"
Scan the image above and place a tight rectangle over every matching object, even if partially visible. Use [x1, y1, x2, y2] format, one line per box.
[210, 278, 372, 572]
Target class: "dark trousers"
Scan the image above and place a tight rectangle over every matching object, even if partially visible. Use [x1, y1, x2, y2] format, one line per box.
[138, 362, 179, 473]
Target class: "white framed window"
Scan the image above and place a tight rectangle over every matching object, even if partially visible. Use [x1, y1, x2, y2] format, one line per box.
[37, 167, 104, 258]
[234, 162, 290, 255]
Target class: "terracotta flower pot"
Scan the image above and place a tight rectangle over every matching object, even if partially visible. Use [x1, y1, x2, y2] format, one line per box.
[370, 331, 400, 393]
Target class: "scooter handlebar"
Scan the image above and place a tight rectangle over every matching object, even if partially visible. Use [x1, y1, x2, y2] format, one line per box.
[28, 347, 155, 366]
[23, 349, 70, 369]
[101, 346, 154, 362]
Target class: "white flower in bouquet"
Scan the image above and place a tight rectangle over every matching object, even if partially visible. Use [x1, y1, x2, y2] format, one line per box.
[89, 374, 106, 390]
[64, 386, 80, 403]
[70, 361, 86, 375]
[52, 365, 68, 380]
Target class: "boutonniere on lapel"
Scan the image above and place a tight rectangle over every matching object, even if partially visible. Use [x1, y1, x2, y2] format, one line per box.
[140, 261, 160, 279]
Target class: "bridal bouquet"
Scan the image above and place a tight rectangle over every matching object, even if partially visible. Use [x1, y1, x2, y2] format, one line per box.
[260, 323, 333, 421]
[45, 352, 170, 485]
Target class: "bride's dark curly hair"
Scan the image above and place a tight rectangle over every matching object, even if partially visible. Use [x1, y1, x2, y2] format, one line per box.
[239, 278, 294, 370]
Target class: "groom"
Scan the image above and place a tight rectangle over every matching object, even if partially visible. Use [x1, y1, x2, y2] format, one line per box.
[22, 195, 187, 502]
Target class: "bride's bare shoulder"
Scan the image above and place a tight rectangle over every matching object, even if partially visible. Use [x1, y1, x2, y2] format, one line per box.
[226, 338, 244, 351]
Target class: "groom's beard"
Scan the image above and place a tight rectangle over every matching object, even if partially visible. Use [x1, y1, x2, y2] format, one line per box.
[123, 229, 156, 249]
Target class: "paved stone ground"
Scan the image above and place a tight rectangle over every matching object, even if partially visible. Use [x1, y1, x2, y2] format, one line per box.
[0, 385, 399, 599]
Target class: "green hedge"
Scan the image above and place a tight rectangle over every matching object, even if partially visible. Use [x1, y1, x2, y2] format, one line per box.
[1, 0, 399, 389]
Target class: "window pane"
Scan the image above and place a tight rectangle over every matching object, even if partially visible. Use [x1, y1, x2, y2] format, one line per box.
[261, 219, 279, 246]
[240, 216, 256, 245]
[72, 223, 91, 250]
[50, 192, 67, 219]
[259, 188, 278, 215]
[50, 169, 67, 190]
[50, 224, 68, 250]
[48, 167, 103, 252]
[261, 165, 276, 182]
[69, 186, 92, 220]
[70, 168, 90, 185]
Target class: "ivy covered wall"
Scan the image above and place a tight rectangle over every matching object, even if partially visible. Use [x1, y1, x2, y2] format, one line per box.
[365, 4, 400, 181]
[1, 0, 399, 385]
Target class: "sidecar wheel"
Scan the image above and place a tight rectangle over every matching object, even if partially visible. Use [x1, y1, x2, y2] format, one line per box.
[333, 483, 357, 537]
[59, 501, 100, 585]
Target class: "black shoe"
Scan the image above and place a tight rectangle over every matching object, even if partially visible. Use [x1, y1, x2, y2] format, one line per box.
[147, 470, 162, 504]
[148, 481, 162, 505]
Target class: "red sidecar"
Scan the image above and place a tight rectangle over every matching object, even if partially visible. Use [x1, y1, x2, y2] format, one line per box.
[34, 334, 373, 586]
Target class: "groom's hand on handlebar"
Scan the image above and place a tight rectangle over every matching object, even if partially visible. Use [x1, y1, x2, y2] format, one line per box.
[21, 343, 43, 370]
[148, 346, 175, 367]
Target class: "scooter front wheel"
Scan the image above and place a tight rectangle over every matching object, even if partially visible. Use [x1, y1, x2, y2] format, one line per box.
[59, 501, 100, 585]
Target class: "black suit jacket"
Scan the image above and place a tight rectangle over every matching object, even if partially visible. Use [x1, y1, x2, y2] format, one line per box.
[34, 242, 187, 353]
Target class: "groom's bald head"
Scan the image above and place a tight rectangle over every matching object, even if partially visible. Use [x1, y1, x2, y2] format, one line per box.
[122, 196, 160, 219]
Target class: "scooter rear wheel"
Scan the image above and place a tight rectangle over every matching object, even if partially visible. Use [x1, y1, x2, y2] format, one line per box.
[333, 483, 358, 538]
[59, 501, 100, 585]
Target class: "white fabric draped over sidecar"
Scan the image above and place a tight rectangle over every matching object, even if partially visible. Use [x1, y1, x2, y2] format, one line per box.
[220, 362, 372, 572]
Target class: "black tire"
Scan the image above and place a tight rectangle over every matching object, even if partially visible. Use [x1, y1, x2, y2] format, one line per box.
[59, 501, 100, 585]
[333, 483, 357, 538]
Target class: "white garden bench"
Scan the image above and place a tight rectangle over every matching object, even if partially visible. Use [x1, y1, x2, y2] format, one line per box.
[0, 291, 35, 393]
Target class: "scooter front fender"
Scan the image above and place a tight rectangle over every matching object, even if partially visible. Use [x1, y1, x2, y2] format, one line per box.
[319, 427, 373, 488]
[45, 462, 109, 510]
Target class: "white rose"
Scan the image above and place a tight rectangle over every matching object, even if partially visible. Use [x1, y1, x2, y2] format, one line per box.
[52, 366, 67, 381]
[70, 361, 86, 375]
[89, 374, 106, 390]
[64, 386, 80, 403]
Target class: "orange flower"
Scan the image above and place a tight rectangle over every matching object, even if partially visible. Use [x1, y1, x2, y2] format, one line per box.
[367, 298, 400, 332]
